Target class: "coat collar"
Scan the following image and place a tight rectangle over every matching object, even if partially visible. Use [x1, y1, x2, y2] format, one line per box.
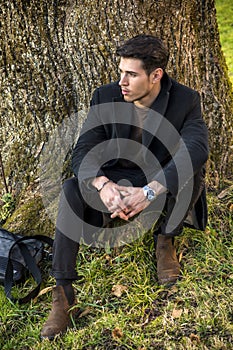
[150, 72, 171, 115]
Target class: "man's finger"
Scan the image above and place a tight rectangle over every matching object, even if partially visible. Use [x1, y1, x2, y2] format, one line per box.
[119, 190, 130, 196]
[117, 199, 128, 211]
[117, 212, 129, 220]
[111, 209, 128, 220]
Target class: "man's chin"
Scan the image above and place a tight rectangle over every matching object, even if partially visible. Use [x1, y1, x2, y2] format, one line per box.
[123, 95, 133, 102]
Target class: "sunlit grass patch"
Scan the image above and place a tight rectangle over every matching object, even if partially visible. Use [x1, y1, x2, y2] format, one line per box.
[215, 0, 233, 84]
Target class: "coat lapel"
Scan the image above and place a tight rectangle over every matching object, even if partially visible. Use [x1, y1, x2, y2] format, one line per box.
[142, 73, 172, 148]
[112, 96, 133, 139]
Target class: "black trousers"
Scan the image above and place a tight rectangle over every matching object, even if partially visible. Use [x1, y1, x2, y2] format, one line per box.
[51, 168, 205, 281]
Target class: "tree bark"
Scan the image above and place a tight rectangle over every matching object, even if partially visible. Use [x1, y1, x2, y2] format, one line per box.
[0, 0, 232, 229]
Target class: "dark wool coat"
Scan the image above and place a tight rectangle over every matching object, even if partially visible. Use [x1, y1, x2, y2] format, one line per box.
[72, 73, 209, 231]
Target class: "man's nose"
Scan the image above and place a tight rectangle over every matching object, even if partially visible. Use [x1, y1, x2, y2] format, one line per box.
[119, 74, 128, 86]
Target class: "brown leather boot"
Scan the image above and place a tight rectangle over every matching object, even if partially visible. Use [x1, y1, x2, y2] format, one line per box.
[156, 234, 180, 285]
[40, 285, 75, 340]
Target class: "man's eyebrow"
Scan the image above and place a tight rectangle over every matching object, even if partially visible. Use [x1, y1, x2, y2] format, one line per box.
[119, 68, 139, 75]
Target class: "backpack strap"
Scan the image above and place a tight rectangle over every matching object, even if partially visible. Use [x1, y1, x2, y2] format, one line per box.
[4, 235, 53, 304]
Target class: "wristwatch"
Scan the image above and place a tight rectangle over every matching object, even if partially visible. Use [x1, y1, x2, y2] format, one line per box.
[143, 185, 157, 201]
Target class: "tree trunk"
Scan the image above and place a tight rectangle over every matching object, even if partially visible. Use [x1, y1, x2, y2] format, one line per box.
[0, 0, 232, 231]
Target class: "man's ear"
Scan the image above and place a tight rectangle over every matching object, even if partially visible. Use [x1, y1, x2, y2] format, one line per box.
[151, 68, 163, 83]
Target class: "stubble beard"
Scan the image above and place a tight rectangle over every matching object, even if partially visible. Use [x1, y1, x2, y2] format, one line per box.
[123, 90, 150, 104]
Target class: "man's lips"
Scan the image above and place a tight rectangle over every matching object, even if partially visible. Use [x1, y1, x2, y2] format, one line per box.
[121, 89, 130, 95]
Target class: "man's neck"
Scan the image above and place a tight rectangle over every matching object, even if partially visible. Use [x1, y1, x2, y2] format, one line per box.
[134, 82, 162, 109]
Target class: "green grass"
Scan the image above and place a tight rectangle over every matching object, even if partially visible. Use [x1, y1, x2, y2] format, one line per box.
[215, 0, 233, 84]
[0, 190, 232, 349]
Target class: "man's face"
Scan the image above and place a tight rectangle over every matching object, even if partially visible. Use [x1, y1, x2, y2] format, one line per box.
[118, 57, 158, 107]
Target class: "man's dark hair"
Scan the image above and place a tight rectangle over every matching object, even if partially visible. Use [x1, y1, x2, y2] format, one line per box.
[116, 34, 169, 75]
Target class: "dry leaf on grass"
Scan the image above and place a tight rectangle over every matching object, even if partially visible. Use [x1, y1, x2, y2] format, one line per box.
[190, 333, 200, 342]
[112, 327, 123, 339]
[172, 308, 183, 318]
[77, 306, 92, 318]
[178, 251, 183, 262]
[217, 185, 233, 199]
[102, 254, 112, 264]
[37, 286, 54, 297]
[112, 284, 128, 297]
[140, 317, 150, 327]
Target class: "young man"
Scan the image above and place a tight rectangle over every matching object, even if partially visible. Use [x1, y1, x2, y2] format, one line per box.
[41, 35, 208, 339]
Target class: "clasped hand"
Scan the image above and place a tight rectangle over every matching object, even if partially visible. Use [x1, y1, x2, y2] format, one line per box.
[99, 182, 150, 220]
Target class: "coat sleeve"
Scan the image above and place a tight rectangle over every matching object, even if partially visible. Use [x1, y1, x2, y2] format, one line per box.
[153, 91, 209, 197]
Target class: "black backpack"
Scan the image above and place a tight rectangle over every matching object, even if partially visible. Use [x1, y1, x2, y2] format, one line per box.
[0, 227, 53, 304]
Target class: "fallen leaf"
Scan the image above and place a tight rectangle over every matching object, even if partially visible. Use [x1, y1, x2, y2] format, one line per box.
[172, 308, 183, 318]
[178, 250, 183, 262]
[77, 307, 92, 318]
[190, 333, 200, 342]
[217, 185, 233, 199]
[112, 327, 123, 339]
[37, 286, 54, 297]
[33, 285, 54, 303]
[112, 284, 128, 297]
[102, 254, 112, 264]
[140, 317, 149, 327]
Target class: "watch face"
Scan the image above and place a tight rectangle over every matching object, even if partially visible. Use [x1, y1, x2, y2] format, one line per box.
[143, 185, 156, 201]
[147, 189, 155, 201]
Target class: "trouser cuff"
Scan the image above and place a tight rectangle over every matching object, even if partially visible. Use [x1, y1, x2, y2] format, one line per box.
[51, 270, 78, 281]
